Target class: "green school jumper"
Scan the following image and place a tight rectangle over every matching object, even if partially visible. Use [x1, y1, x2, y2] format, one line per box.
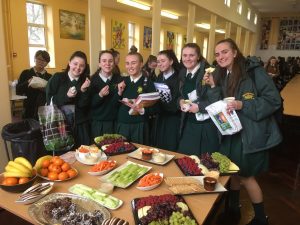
[154, 72, 181, 151]
[117, 76, 157, 144]
[90, 72, 122, 139]
[177, 63, 221, 156]
[46, 72, 90, 148]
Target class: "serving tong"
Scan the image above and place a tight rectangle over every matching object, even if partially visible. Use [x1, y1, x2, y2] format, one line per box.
[16, 182, 54, 204]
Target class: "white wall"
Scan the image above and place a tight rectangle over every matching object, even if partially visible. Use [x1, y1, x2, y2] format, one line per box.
[255, 44, 300, 62]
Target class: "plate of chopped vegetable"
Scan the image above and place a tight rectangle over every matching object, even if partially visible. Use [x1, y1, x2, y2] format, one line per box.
[88, 160, 117, 176]
[136, 172, 163, 191]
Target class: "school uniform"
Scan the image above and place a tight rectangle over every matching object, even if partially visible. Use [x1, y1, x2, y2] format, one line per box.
[218, 57, 282, 177]
[154, 70, 181, 151]
[46, 72, 91, 148]
[90, 71, 122, 138]
[116, 75, 157, 144]
[177, 61, 221, 155]
[16, 68, 52, 120]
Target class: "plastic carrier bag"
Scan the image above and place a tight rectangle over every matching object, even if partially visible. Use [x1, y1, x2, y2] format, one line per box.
[38, 98, 74, 151]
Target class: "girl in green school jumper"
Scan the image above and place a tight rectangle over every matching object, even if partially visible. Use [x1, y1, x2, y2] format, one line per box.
[117, 52, 157, 145]
[205, 38, 282, 225]
[154, 50, 181, 151]
[46, 51, 91, 148]
[177, 43, 221, 156]
[90, 50, 125, 139]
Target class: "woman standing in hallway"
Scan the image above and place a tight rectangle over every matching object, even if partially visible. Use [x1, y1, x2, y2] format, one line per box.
[177, 43, 220, 155]
[205, 38, 282, 225]
[90, 50, 125, 139]
[154, 50, 181, 151]
[46, 51, 91, 148]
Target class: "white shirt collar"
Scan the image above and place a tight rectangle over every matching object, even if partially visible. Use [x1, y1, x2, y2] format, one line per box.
[99, 71, 112, 83]
[33, 67, 46, 75]
[130, 74, 143, 83]
[163, 69, 174, 80]
[186, 63, 201, 79]
[68, 72, 79, 81]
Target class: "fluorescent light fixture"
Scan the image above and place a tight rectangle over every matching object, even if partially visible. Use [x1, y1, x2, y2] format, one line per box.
[216, 29, 225, 34]
[161, 10, 179, 20]
[117, 0, 150, 11]
[195, 23, 210, 29]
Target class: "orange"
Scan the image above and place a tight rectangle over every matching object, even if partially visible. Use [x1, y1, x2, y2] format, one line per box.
[53, 158, 64, 166]
[50, 156, 60, 163]
[67, 169, 77, 178]
[18, 177, 30, 184]
[47, 171, 58, 181]
[42, 159, 51, 168]
[49, 165, 62, 174]
[58, 172, 69, 181]
[61, 162, 71, 172]
[40, 168, 49, 177]
[4, 177, 19, 186]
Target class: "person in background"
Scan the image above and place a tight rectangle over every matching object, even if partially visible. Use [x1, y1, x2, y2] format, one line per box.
[16, 50, 52, 120]
[90, 50, 125, 139]
[205, 38, 282, 225]
[110, 48, 121, 78]
[154, 50, 181, 151]
[142, 55, 158, 81]
[116, 51, 157, 144]
[265, 56, 279, 79]
[46, 51, 91, 148]
[177, 43, 220, 155]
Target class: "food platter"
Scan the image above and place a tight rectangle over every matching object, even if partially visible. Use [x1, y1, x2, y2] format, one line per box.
[127, 148, 175, 165]
[37, 167, 78, 182]
[75, 151, 108, 165]
[28, 193, 111, 225]
[100, 161, 151, 188]
[136, 173, 163, 191]
[88, 160, 117, 176]
[101, 142, 137, 156]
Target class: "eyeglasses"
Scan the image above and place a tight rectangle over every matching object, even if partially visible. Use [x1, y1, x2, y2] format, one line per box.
[35, 57, 47, 63]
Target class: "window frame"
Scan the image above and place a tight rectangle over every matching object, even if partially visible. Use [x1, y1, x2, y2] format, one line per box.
[128, 22, 135, 52]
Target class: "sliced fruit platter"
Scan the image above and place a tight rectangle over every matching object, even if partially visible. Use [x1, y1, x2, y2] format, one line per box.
[136, 172, 163, 191]
[69, 184, 123, 210]
[101, 141, 136, 156]
[175, 152, 239, 176]
[88, 160, 117, 176]
[94, 134, 126, 147]
[132, 194, 198, 225]
[75, 145, 107, 165]
[127, 147, 175, 165]
[100, 161, 151, 188]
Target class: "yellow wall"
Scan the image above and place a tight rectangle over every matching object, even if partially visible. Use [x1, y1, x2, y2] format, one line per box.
[8, 0, 89, 80]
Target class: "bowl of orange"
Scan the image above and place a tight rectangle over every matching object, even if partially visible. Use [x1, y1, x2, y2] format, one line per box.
[0, 172, 37, 193]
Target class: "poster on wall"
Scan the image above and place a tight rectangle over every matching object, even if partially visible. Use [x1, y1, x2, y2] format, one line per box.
[277, 18, 300, 50]
[143, 26, 152, 49]
[260, 18, 271, 49]
[59, 10, 85, 40]
[112, 20, 125, 49]
[166, 31, 175, 50]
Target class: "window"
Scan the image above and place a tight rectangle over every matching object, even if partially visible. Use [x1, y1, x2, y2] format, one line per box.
[247, 8, 251, 20]
[224, 0, 231, 7]
[254, 14, 258, 24]
[26, 2, 47, 66]
[128, 22, 135, 52]
[237, 1, 242, 15]
[203, 37, 208, 58]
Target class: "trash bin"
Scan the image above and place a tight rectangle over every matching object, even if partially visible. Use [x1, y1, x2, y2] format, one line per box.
[1, 119, 46, 165]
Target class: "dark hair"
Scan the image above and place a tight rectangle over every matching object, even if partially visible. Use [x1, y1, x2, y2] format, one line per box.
[129, 45, 138, 53]
[143, 55, 157, 68]
[181, 43, 204, 62]
[99, 50, 114, 63]
[158, 49, 181, 73]
[35, 50, 50, 63]
[110, 48, 120, 58]
[66, 51, 89, 78]
[215, 38, 246, 97]
[127, 52, 143, 63]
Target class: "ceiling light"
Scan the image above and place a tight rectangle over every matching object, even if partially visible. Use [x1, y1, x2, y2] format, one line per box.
[215, 29, 225, 34]
[117, 0, 150, 11]
[195, 23, 210, 29]
[161, 10, 179, 20]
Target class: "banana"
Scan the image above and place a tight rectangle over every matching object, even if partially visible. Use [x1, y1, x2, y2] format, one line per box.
[33, 155, 53, 170]
[14, 157, 32, 171]
[4, 170, 32, 178]
[5, 164, 22, 173]
[8, 161, 32, 176]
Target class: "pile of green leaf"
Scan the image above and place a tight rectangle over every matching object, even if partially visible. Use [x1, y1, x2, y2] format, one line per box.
[211, 152, 231, 173]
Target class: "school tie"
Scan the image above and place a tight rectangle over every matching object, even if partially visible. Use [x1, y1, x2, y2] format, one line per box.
[225, 72, 231, 89]
[36, 72, 42, 77]
[187, 72, 192, 80]
[106, 79, 111, 85]
[71, 79, 78, 86]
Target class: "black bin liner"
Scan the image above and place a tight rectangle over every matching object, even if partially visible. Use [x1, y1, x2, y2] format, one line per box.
[1, 119, 47, 165]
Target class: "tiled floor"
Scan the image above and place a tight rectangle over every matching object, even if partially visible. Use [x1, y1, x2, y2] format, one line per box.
[1, 117, 300, 225]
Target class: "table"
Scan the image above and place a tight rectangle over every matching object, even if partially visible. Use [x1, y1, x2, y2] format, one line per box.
[0, 146, 229, 224]
[281, 74, 300, 116]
